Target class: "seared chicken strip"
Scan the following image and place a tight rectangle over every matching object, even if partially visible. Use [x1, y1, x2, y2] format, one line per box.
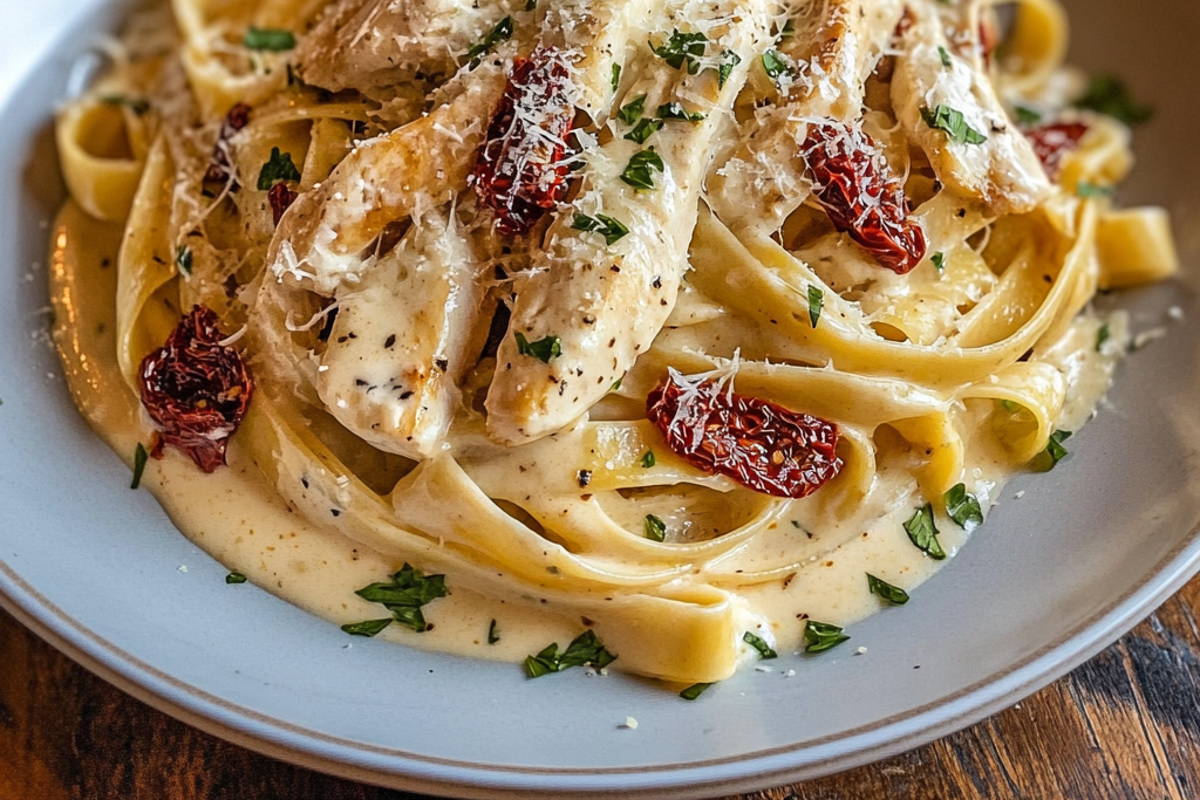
[706, 0, 904, 232]
[891, 6, 1050, 216]
[782, 0, 906, 119]
[267, 62, 508, 295]
[256, 62, 507, 458]
[535, 0, 658, 124]
[316, 206, 486, 459]
[485, 0, 773, 444]
[295, 0, 530, 99]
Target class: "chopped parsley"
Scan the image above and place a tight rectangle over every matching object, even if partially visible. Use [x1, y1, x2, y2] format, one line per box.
[131, 442, 148, 489]
[611, 63, 622, 92]
[761, 49, 790, 81]
[643, 514, 667, 542]
[943, 483, 983, 532]
[866, 574, 909, 605]
[243, 27, 296, 51]
[1076, 182, 1114, 198]
[904, 503, 946, 560]
[743, 631, 777, 659]
[515, 332, 562, 362]
[1014, 105, 1043, 126]
[1096, 322, 1111, 352]
[571, 213, 630, 245]
[679, 682, 712, 700]
[807, 285, 824, 328]
[225, 572, 248, 585]
[938, 45, 952, 68]
[175, 245, 193, 276]
[1039, 429, 1072, 468]
[617, 95, 647, 125]
[624, 118, 663, 144]
[650, 30, 708, 74]
[718, 50, 741, 89]
[931, 251, 946, 271]
[803, 620, 849, 653]
[341, 563, 449, 635]
[525, 630, 616, 677]
[257, 147, 301, 191]
[1075, 74, 1153, 125]
[99, 94, 150, 115]
[640, 450, 656, 468]
[620, 148, 664, 191]
[488, 619, 501, 644]
[466, 16, 514, 61]
[658, 102, 704, 122]
[341, 619, 393, 637]
[921, 104, 988, 145]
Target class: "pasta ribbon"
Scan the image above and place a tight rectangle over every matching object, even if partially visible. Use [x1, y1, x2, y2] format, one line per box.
[56, 100, 148, 222]
[115, 136, 181, 387]
[52, 0, 1178, 685]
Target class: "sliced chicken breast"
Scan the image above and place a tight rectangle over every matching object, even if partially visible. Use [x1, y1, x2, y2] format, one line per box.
[317, 206, 486, 459]
[891, 7, 1050, 216]
[485, 0, 773, 444]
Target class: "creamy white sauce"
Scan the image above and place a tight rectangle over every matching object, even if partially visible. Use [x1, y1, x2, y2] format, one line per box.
[48, 200, 1116, 676]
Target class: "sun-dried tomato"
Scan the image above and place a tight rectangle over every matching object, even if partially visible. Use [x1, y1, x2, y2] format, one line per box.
[1024, 122, 1089, 182]
[804, 121, 928, 275]
[472, 47, 574, 235]
[646, 371, 843, 499]
[139, 306, 253, 473]
[205, 103, 252, 185]
[268, 182, 298, 225]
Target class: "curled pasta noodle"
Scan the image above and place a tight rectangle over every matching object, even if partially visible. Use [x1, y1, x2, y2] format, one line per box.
[52, 0, 1178, 685]
[989, 0, 1069, 97]
[114, 137, 182, 386]
[56, 99, 149, 222]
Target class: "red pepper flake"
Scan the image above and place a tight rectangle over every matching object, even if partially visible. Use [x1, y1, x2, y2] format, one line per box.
[205, 102, 252, 184]
[139, 306, 253, 473]
[1024, 122, 1089, 182]
[646, 371, 842, 499]
[891, 8, 915, 43]
[979, 19, 999, 68]
[803, 121, 927, 275]
[472, 47, 575, 235]
[268, 181, 298, 225]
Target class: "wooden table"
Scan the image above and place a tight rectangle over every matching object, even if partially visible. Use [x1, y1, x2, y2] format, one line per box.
[3, 575, 1198, 800]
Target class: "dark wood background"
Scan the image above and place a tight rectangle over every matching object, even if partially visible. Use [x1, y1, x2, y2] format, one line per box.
[4, 577, 1200, 800]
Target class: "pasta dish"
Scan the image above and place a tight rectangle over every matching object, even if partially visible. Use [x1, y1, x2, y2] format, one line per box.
[49, 0, 1177, 688]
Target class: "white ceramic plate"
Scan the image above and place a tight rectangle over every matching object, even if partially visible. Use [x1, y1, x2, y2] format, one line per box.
[2, 1, 1199, 797]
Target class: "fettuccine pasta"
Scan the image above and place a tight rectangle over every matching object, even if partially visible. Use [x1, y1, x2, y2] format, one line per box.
[50, 0, 1178, 686]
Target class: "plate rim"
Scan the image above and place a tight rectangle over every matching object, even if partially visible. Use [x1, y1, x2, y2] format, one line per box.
[3, 1, 1199, 796]
[4, 518, 1199, 797]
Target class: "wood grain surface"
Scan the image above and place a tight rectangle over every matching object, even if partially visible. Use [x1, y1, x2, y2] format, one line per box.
[3, 576, 1200, 800]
